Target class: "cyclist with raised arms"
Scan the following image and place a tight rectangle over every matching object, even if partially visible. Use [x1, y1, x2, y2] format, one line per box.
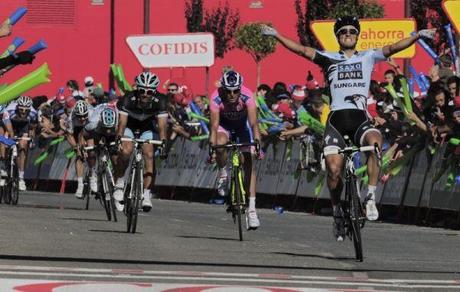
[63, 100, 93, 198]
[209, 70, 262, 230]
[262, 16, 435, 241]
[113, 72, 168, 212]
[2, 96, 38, 191]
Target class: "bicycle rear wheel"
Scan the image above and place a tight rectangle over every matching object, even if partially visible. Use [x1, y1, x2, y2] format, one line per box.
[0, 185, 4, 204]
[3, 182, 11, 204]
[348, 177, 363, 262]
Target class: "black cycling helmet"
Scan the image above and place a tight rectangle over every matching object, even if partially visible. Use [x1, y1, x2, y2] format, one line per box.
[334, 16, 360, 35]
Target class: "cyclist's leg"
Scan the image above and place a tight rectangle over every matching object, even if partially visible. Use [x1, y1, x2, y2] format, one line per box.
[17, 133, 29, 191]
[0, 125, 6, 182]
[324, 111, 347, 240]
[239, 128, 260, 229]
[141, 130, 154, 211]
[72, 129, 85, 193]
[215, 127, 229, 198]
[84, 134, 98, 193]
[113, 128, 134, 201]
[357, 122, 382, 221]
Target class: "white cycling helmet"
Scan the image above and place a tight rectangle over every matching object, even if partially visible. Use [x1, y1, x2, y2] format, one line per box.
[221, 70, 243, 90]
[135, 72, 160, 89]
[17, 96, 33, 108]
[74, 100, 89, 116]
[101, 107, 117, 128]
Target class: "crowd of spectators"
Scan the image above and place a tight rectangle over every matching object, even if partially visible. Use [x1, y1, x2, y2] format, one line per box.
[159, 54, 459, 184]
[22, 48, 459, 189]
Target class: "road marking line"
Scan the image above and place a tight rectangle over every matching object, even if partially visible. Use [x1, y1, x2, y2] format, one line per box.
[0, 265, 457, 285]
[0, 271, 458, 289]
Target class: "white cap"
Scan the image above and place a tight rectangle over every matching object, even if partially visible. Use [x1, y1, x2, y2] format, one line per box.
[84, 76, 94, 86]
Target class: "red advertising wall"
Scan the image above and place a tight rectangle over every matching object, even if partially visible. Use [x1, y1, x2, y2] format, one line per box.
[0, 0, 434, 97]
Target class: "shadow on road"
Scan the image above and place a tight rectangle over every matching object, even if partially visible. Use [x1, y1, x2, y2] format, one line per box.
[177, 235, 240, 242]
[61, 217, 108, 222]
[12, 204, 86, 211]
[271, 251, 354, 261]
[88, 229, 142, 234]
[0, 254, 457, 275]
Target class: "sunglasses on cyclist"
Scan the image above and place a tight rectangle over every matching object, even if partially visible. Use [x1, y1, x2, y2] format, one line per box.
[225, 89, 241, 95]
[138, 88, 155, 96]
[18, 107, 30, 113]
[168, 87, 178, 92]
[337, 28, 359, 36]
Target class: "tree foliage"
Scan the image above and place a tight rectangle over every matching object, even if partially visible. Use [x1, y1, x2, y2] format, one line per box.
[294, 0, 384, 47]
[185, 0, 204, 33]
[235, 22, 277, 85]
[411, 0, 450, 55]
[235, 23, 276, 63]
[184, 0, 240, 58]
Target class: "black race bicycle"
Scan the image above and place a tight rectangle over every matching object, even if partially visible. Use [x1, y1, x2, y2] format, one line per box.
[1, 137, 30, 205]
[84, 140, 118, 222]
[323, 136, 379, 262]
[121, 136, 163, 233]
[211, 141, 259, 241]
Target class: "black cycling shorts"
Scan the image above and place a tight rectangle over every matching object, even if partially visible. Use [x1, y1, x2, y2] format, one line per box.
[323, 109, 380, 153]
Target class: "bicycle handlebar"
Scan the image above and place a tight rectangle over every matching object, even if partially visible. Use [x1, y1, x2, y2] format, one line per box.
[120, 137, 163, 145]
[83, 140, 117, 151]
[323, 145, 377, 156]
[211, 141, 258, 150]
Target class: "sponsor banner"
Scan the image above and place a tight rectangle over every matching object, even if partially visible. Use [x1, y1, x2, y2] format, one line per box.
[311, 19, 416, 58]
[126, 33, 215, 68]
[427, 145, 460, 211]
[22, 137, 459, 215]
[276, 141, 302, 195]
[156, 138, 185, 186]
[256, 143, 284, 195]
[403, 151, 428, 207]
[379, 162, 411, 206]
[443, 0, 460, 33]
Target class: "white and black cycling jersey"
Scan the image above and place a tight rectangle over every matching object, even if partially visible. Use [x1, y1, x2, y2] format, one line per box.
[312, 49, 386, 111]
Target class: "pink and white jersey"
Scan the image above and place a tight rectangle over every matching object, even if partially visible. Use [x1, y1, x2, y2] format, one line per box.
[210, 88, 256, 130]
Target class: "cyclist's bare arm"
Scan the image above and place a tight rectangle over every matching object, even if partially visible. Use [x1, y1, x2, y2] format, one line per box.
[275, 33, 316, 61]
[4, 122, 14, 138]
[382, 29, 435, 58]
[117, 112, 128, 138]
[209, 110, 220, 146]
[157, 115, 168, 141]
[247, 106, 260, 142]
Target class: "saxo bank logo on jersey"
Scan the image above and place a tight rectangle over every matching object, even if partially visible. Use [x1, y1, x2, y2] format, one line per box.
[337, 62, 363, 80]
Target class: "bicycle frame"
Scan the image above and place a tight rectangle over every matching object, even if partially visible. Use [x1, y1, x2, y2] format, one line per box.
[211, 141, 257, 241]
[121, 137, 163, 233]
[229, 148, 246, 208]
[324, 140, 378, 262]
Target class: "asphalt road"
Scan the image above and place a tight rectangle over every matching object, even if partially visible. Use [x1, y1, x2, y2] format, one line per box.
[0, 191, 459, 291]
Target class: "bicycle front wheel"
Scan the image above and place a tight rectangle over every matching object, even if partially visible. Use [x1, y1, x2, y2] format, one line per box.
[10, 163, 19, 205]
[348, 177, 363, 262]
[127, 164, 141, 233]
[99, 172, 111, 221]
[106, 171, 118, 222]
[234, 169, 243, 242]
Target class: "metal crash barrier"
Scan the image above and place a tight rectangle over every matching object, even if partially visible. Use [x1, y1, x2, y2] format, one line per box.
[24, 137, 460, 217]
